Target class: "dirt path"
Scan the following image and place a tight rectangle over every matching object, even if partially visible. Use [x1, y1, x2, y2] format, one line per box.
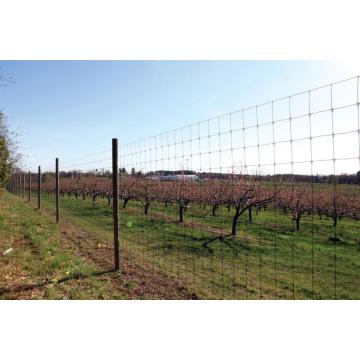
[56, 220, 198, 299]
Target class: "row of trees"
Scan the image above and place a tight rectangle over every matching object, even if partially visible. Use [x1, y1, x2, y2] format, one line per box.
[37, 175, 360, 235]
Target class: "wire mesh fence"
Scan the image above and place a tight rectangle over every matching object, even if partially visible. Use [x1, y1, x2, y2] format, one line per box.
[41, 151, 117, 269]
[8, 75, 360, 299]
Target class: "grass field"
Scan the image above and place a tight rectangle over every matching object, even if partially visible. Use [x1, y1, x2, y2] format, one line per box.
[38, 192, 360, 299]
[0, 190, 127, 299]
[0, 190, 195, 299]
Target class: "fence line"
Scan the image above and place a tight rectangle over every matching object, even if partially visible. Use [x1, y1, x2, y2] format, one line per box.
[7, 75, 360, 299]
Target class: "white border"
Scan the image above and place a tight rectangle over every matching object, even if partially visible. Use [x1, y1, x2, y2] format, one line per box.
[1, 0, 359, 359]
[0, 301, 359, 360]
[0, 0, 359, 60]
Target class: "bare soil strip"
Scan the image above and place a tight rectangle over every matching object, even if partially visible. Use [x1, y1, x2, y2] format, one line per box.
[56, 220, 199, 299]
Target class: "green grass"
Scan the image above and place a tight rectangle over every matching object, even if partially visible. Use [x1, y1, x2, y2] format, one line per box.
[0, 190, 127, 299]
[39, 193, 360, 299]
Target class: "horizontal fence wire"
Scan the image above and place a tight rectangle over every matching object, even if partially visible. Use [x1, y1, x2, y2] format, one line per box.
[117, 76, 360, 299]
[8, 75, 360, 299]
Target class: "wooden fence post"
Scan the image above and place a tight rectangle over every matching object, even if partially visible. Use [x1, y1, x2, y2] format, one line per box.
[112, 138, 120, 271]
[56, 158, 60, 223]
[23, 173, 26, 200]
[18, 173, 21, 197]
[38, 166, 41, 209]
[28, 171, 31, 203]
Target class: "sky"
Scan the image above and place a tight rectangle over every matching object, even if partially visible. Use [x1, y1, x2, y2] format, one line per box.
[0, 60, 359, 174]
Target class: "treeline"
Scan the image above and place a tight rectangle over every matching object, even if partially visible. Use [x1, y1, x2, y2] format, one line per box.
[47, 168, 360, 185]
[260, 172, 360, 185]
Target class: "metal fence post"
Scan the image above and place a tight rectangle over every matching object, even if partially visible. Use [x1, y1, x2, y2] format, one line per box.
[56, 158, 60, 223]
[112, 138, 120, 271]
[28, 171, 31, 203]
[18, 173, 21, 197]
[38, 166, 41, 209]
[23, 172, 26, 200]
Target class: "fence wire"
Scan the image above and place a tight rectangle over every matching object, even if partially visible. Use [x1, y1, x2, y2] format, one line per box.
[118, 75, 360, 299]
[8, 75, 360, 299]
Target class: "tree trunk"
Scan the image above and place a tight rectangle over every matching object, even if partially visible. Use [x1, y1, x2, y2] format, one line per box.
[144, 202, 150, 215]
[179, 205, 184, 223]
[212, 204, 218, 216]
[333, 215, 337, 227]
[232, 207, 241, 235]
[318, 211, 322, 220]
[248, 206, 252, 222]
[123, 198, 129, 209]
[295, 216, 301, 231]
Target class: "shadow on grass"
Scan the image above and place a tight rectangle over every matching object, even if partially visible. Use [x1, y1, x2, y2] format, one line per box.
[152, 232, 250, 257]
[202, 234, 250, 255]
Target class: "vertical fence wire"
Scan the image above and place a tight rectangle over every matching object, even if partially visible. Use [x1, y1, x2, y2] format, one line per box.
[8, 75, 360, 299]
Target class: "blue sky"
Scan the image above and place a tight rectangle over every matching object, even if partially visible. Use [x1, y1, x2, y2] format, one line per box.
[0, 61, 359, 174]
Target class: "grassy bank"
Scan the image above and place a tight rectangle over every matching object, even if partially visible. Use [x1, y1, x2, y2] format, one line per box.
[0, 190, 128, 299]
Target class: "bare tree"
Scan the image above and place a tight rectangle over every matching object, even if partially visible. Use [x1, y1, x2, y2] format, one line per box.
[223, 177, 275, 236]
